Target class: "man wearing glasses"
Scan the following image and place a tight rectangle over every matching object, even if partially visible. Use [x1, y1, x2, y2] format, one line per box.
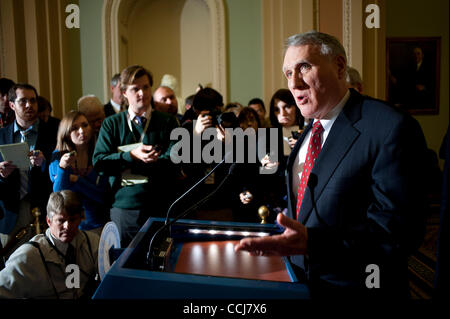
[0, 83, 55, 257]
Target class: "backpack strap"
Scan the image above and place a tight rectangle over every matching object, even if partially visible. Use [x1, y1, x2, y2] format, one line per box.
[81, 231, 95, 264]
[24, 241, 59, 299]
[81, 231, 99, 279]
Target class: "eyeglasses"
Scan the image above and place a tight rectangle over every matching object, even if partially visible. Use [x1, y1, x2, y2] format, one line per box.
[15, 97, 37, 106]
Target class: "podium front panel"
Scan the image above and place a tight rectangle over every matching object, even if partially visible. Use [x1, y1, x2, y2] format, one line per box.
[93, 218, 309, 299]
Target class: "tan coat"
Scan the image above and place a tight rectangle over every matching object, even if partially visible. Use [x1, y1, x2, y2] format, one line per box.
[0, 229, 99, 299]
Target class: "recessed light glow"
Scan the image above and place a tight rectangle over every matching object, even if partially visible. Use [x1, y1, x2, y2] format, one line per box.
[187, 229, 270, 237]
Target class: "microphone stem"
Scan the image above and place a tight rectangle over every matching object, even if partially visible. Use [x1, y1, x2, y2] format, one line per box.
[147, 173, 232, 267]
[164, 157, 226, 225]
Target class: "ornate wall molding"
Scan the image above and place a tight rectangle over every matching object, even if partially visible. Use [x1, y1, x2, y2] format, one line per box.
[102, 0, 115, 101]
[343, 0, 352, 64]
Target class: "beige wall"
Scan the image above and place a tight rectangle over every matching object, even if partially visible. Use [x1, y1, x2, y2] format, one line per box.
[262, 0, 317, 105]
[0, 0, 82, 118]
[180, 0, 213, 99]
[319, 0, 342, 43]
[127, 0, 184, 93]
[113, 0, 225, 105]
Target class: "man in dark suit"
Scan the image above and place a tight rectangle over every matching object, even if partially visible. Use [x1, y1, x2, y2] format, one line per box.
[104, 73, 125, 117]
[235, 31, 429, 298]
[0, 83, 55, 252]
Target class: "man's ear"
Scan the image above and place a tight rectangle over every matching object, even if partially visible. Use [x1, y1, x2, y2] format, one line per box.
[335, 55, 347, 80]
[46, 215, 51, 227]
[9, 101, 16, 112]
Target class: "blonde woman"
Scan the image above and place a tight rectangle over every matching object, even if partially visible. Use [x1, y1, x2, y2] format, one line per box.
[49, 111, 109, 232]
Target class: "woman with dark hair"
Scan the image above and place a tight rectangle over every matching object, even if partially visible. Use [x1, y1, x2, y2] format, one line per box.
[269, 88, 305, 157]
[49, 111, 109, 232]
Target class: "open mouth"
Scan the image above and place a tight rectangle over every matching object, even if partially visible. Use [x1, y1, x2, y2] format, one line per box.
[297, 95, 308, 105]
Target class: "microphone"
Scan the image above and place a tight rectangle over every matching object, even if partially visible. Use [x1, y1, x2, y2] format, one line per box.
[308, 173, 328, 226]
[164, 156, 227, 225]
[147, 161, 238, 269]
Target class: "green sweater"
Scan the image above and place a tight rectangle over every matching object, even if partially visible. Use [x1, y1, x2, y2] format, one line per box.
[93, 110, 179, 210]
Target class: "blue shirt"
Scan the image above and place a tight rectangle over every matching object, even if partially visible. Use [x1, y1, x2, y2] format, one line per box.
[13, 119, 40, 151]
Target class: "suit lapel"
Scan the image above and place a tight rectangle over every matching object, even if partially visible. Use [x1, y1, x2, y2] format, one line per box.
[4, 124, 14, 144]
[299, 91, 362, 224]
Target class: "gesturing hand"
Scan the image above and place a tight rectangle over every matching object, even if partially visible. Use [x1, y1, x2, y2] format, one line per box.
[234, 213, 308, 256]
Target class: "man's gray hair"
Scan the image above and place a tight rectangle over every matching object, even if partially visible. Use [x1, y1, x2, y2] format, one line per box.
[110, 73, 120, 87]
[285, 31, 347, 63]
[77, 94, 103, 114]
[47, 190, 83, 220]
[346, 66, 362, 86]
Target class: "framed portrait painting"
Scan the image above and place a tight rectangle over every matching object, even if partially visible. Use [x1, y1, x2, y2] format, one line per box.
[386, 37, 441, 115]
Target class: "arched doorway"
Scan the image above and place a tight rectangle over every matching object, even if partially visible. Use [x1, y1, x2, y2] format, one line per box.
[102, 0, 227, 102]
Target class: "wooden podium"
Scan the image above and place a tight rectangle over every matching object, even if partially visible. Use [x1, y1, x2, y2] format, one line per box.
[93, 218, 309, 299]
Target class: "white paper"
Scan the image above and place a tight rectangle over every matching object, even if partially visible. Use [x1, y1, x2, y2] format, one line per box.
[117, 142, 142, 153]
[121, 169, 149, 186]
[0, 142, 30, 170]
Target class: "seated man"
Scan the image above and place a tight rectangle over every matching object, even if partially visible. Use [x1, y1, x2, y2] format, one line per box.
[0, 190, 99, 299]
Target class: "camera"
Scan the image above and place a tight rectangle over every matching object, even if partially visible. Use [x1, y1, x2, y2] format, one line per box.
[291, 131, 301, 139]
[193, 87, 239, 129]
[215, 111, 239, 129]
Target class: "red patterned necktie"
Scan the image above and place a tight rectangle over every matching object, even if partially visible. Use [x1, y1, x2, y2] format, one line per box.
[296, 121, 324, 219]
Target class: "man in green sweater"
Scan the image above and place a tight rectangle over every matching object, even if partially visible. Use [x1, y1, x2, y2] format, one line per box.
[93, 65, 179, 246]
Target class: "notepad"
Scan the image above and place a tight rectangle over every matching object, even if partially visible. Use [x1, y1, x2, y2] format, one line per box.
[0, 142, 30, 170]
[117, 142, 142, 153]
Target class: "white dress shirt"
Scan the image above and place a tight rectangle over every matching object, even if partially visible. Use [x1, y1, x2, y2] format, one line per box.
[110, 99, 121, 113]
[292, 90, 350, 197]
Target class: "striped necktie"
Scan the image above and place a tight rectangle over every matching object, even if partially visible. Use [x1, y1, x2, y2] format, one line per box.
[19, 130, 31, 199]
[136, 116, 146, 126]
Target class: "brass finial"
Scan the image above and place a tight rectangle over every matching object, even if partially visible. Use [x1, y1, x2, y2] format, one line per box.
[32, 207, 41, 234]
[258, 206, 269, 224]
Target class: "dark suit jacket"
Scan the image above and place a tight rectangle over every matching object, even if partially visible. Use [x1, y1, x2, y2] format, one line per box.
[104, 102, 116, 118]
[435, 127, 449, 299]
[0, 120, 56, 215]
[285, 89, 428, 297]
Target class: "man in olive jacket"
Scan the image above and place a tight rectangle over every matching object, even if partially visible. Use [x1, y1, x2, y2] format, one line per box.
[0, 191, 99, 299]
